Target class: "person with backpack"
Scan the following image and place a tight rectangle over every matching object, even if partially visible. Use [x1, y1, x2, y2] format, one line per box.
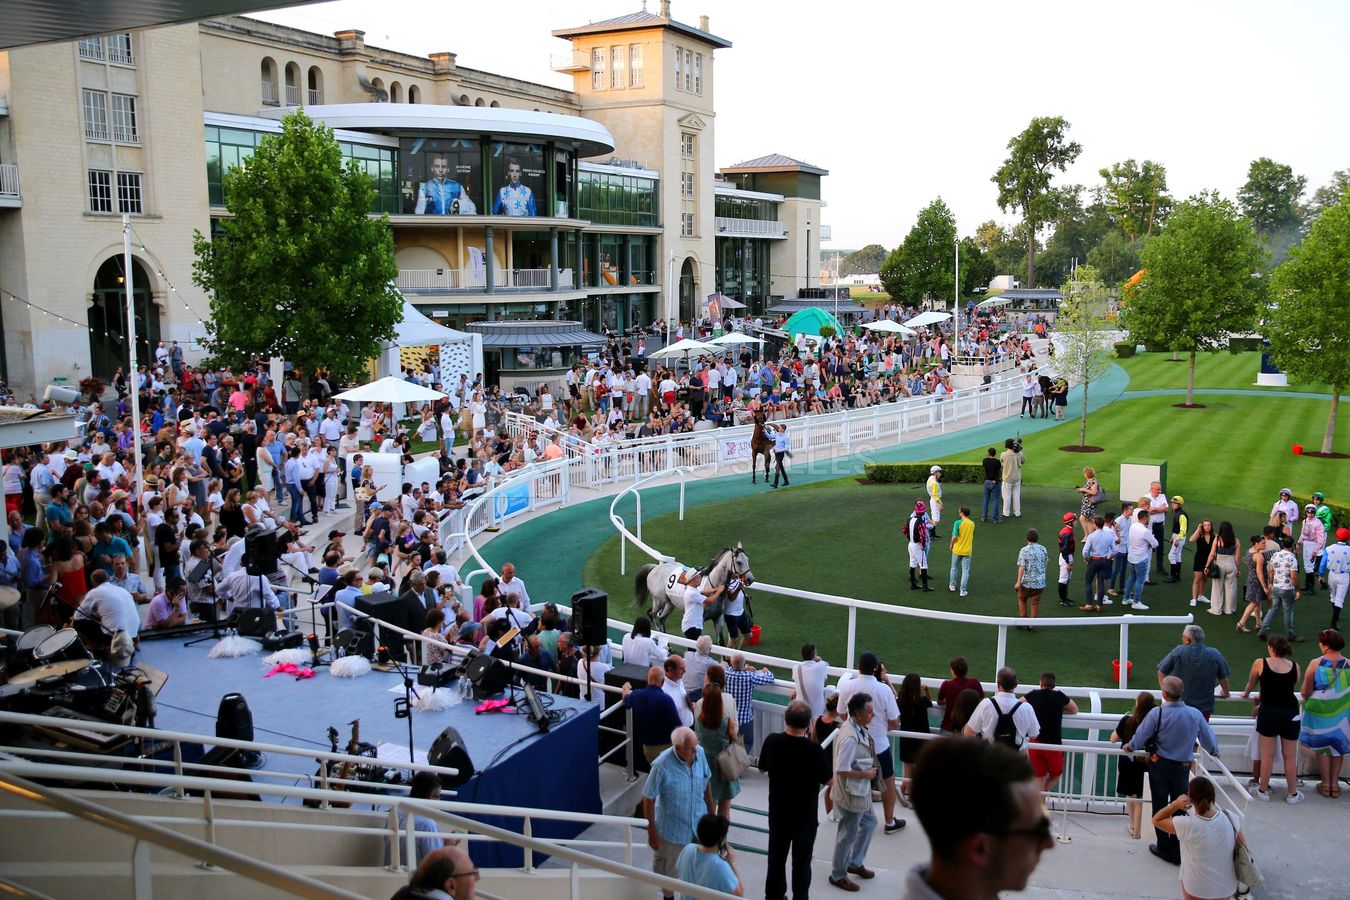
[963, 667, 1040, 751]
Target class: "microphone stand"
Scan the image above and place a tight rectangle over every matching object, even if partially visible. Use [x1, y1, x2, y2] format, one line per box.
[386, 653, 421, 772]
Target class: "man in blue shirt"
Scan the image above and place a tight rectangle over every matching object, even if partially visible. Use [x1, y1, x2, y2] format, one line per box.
[17, 528, 48, 631]
[1156, 625, 1231, 718]
[90, 520, 133, 575]
[1123, 675, 1219, 866]
[622, 666, 682, 763]
[771, 423, 791, 488]
[1081, 517, 1116, 609]
[283, 447, 305, 523]
[414, 156, 468, 215]
[491, 161, 536, 216]
[643, 727, 713, 900]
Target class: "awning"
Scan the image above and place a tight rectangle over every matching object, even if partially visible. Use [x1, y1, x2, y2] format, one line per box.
[902, 310, 953, 329]
[466, 321, 608, 348]
[389, 300, 475, 348]
[976, 297, 1013, 308]
[707, 292, 746, 310]
[765, 299, 866, 316]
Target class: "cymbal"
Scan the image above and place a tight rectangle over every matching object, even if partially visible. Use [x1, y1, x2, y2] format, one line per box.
[0, 585, 20, 611]
[5, 659, 92, 687]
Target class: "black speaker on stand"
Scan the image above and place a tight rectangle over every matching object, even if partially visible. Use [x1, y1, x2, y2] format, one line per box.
[216, 693, 261, 768]
[243, 529, 280, 576]
[427, 726, 475, 789]
[570, 588, 609, 647]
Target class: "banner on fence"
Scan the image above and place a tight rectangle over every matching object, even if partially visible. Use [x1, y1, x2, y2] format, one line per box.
[720, 437, 753, 462]
[493, 480, 531, 519]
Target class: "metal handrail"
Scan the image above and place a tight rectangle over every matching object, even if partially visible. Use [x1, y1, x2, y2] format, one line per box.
[0, 770, 365, 899]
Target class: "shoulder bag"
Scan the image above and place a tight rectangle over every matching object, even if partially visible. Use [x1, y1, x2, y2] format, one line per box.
[1221, 808, 1262, 886]
[716, 721, 751, 780]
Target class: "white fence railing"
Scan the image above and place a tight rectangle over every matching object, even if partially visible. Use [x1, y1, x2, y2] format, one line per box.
[0, 164, 21, 198]
[504, 365, 1034, 490]
[714, 216, 787, 238]
[437, 456, 572, 557]
[260, 80, 279, 104]
[397, 268, 576, 292]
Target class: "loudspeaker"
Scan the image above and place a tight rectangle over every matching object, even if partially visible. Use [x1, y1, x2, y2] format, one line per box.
[235, 608, 271, 638]
[570, 588, 609, 647]
[261, 630, 304, 651]
[244, 529, 280, 577]
[427, 726, 475, 789]
[335, 628, 376, 660]
[355, 592, 400, 621]
[418, 662, 455, 689]
[216, 693, 254, 743]
[463, 653, 510, 698]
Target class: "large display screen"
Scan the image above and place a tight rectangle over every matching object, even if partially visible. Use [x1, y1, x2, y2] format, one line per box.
[401, 137, 481, 215]
[489, 142, 545, 217]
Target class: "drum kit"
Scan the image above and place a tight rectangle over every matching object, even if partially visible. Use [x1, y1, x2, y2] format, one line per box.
[1, 589, 117, 717]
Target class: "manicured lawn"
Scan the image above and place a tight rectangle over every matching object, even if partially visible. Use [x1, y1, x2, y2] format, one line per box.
[941, 394, 1350, 513]
[1115, 351, 1335, 394]
[582, 482, 1321, 712]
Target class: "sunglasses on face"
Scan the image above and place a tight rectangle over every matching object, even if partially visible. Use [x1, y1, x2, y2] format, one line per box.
[998, 815, 1053, 843]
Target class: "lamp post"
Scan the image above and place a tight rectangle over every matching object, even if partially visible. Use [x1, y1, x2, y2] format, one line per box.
[953, 237, 960, 365]
[122, 215, 147, 532]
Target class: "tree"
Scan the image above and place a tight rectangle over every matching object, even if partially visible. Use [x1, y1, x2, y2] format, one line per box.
[1037, 188, 1114, 289]
[1097, 159, 1172, 242]
[1123, 192, 1266, 406]
[1306, 168, 1350, 225]
[973, 220, 1028, 280]
[840, 244, 888, 277]
[1238, 157, 1307, 241]
[992, 116, 1082, 288]
[1085, 229, 1141, 288]
[1057, 264, 1115, 448]
[192, 109, 402, 383]
[1265, 187, 1350, 454]
[959, 236, 996, 297]
[880, 198, 959, 304]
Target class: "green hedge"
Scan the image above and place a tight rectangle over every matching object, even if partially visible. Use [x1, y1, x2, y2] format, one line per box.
[1114, 342, 1136, 358]
[864, 462, 985, 484]
[1293, 494, 1348, 532]
[1228, 336, 1264, 352]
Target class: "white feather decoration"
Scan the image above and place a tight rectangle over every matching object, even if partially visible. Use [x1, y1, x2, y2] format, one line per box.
[330, 655, 372, 678]
[208, 634, 262, 658]
[411, 687, 460, 712]
[262, 648, 313, 669]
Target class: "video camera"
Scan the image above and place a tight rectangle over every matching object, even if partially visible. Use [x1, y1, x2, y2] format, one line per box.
[1006, 436, 1023, 453]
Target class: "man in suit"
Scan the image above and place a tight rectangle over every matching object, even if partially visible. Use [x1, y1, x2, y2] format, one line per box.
[396, 569, 438, 660]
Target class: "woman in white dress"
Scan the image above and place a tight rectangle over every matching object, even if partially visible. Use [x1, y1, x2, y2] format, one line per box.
[255, 429, 277, 501]
[321, 445, 340, 514]
[469, 392, 487, 435]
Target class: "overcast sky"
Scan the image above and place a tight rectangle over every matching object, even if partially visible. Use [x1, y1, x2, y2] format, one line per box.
[255, 0, 1350, 250]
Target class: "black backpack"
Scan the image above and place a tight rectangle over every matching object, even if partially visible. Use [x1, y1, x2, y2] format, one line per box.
[992, 699, 1024, 748]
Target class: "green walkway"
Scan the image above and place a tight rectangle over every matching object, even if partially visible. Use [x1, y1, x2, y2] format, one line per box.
[476, 365, 1133, 594]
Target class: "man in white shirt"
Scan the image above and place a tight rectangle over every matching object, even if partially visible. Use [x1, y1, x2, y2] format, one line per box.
[318, 409, 344, 443]
[965, 667, 1041, 751]
[217, 565, 281, 616]
[793, 642, 830, 719]
[1147, 482, 1169, 578]
[498, 562, 533, 612]
[78, 570, 141, 666]
[837, 651, 905, 834]
[661, 655, 695, 727]
[680, 572, 721, 639]
[634, 369, 652, 420]
[425, 550, 463, 594]
[1124, 509, 1159, 607]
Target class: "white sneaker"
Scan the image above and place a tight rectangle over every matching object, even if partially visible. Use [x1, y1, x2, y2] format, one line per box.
[1287, 791, 1305, 805]
[1190, 598, 1198, 607]
[960, 591, 968, 597]
[949, 585, 956, 592]
[1197, 595, 1208, 606]
[1102, 598, 1113, 605]
[1132, 602, 1150, 611]
[1255, 788, 1271, 802]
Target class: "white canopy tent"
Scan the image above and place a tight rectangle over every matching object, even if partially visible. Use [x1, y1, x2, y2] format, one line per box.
[902, 310, 953, 329]
[976, 296, 1014, 308]
[378, 299, 483, 388]
[708, 332, 765, 346]
[862, 319, 917, 336]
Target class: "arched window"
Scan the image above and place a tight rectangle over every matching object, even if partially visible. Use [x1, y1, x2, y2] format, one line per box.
[489, 100, 500, 108]
[389, 81, 403, 103]
[260, 57, 278, 105]
[408, 85, 421, 104]
[458, 93, 470, 106]
[307, 66, 324, 105]
[474, 97, 486, 107]
[88, 256, 159, 380]
[284, 61, 301, 106]
[371, 77, 385, 102]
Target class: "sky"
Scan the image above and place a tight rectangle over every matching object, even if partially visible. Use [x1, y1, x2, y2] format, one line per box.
[253, 0, 1350, 251]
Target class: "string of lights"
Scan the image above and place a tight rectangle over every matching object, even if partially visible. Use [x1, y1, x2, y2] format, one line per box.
[128, 225, 212, 331]
[0, 287, 110, 337]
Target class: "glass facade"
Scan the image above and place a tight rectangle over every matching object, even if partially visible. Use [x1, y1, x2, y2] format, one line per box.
[716, 237, 772, 313]
[205, 125, 400, 212]
[580, 234, 655, 288]
[577, 169, 658, 226]
[714, 194, 778, 221]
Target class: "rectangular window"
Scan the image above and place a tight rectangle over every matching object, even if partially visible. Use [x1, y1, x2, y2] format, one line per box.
[694, 54, 703, 95]
[681, 211, 695, 237]
[82, 89, 109, 141]
[674, 47, 682, 90]
[682, 133, 695, 159]
[78, 38, 104, 61]
[684, 50, 692, 92]
[88, 169, 113, 212]
[111, 94, 138, 143]
[116, 172, 143, 214]
[107, 33, 134, 66]
[591, 47, 605, 90]
[628, 44, 643, 87]
[610, 46, 624, 89]
[681, 172, 694, 198]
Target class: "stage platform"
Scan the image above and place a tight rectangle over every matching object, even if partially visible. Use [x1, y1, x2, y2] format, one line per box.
[134, 635, 601, 867]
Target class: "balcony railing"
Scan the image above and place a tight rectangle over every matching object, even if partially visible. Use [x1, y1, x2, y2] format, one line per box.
[285, 84, 301, 106]
[307, 88, 323, 105]
[550, 51, 592, 73]
[396, 268, 575, 293]
[714, 216, 787, 238]
[820, 224, 832, 240]
[0, 164, 21, 200]
[78, 39, 104, 61]
[260, 81, 279, 105]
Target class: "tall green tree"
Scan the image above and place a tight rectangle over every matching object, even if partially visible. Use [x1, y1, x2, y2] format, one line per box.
[1237, 157, 1307, 241]
[1097, 159, 1172, 242]
[840, 244, 888, 276]
[992, 116, 1082, 288]
[1085, 229, 1141, 288]
[1123, 192, 1266, 405]
[880, 198, 959, 304]
[973, 220, 1028, 279]
[1037, 188, 1114, 289]
[959, 236, 996, 297]
[1306, 168, 1350, 225]
[1265, 187, 1350, 454]
[1057, 264, 1115, 448]
[192, 109, 402, 383]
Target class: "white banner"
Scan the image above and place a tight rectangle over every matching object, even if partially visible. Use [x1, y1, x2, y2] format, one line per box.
[720, 437, 752, 462]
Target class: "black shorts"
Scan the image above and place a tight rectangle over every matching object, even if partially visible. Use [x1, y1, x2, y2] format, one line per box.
[725, 611, 751, 638]
[877, 743, 895, 780]
[1255, 705, 1301, 741]
[683, 627, 702, 640]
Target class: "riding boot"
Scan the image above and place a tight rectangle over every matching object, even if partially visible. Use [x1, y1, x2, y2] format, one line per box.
[921, 570, 934, 592]
[909, 568, 919, 590]
[1057, 582, 1070, 604]
[1332, 605, 1342, 631]
[1304, 572, 1316, 595]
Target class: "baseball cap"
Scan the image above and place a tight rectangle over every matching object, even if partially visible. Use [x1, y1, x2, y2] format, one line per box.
[369, 502, 383, 510]
[1062, 512, 1077, 523]
[328, 530, 346, 539]
[727, 577, 742, 594]
[63, 449, 78, 460]
[1313, 491, 1325, 501]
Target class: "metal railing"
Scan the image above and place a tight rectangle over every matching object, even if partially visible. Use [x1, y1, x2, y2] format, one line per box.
[285, 84, 301, 106]
[0, 164, 20, 199]
[714, 217, 788, 238]
[260, 81, 279, 105]
[307, 89, 324, 105]
[396, 268, 576, 292]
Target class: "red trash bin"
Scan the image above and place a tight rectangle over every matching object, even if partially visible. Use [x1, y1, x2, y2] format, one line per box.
[749, 625, 761, 646]
[1112, 659, 1132, 683]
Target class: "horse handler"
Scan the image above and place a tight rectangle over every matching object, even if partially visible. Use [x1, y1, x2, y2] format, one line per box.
[772, 423, 791, 488]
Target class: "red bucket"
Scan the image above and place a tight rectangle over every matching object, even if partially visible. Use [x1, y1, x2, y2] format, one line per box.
[749, 625, 762, 646]
[1112, 659, 1132, 683]
[1293, 444, 1305, 455]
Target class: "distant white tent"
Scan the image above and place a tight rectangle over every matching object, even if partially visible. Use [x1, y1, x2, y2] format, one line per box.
[902, 310, 953, 329]
[379, 298, 483, 387]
